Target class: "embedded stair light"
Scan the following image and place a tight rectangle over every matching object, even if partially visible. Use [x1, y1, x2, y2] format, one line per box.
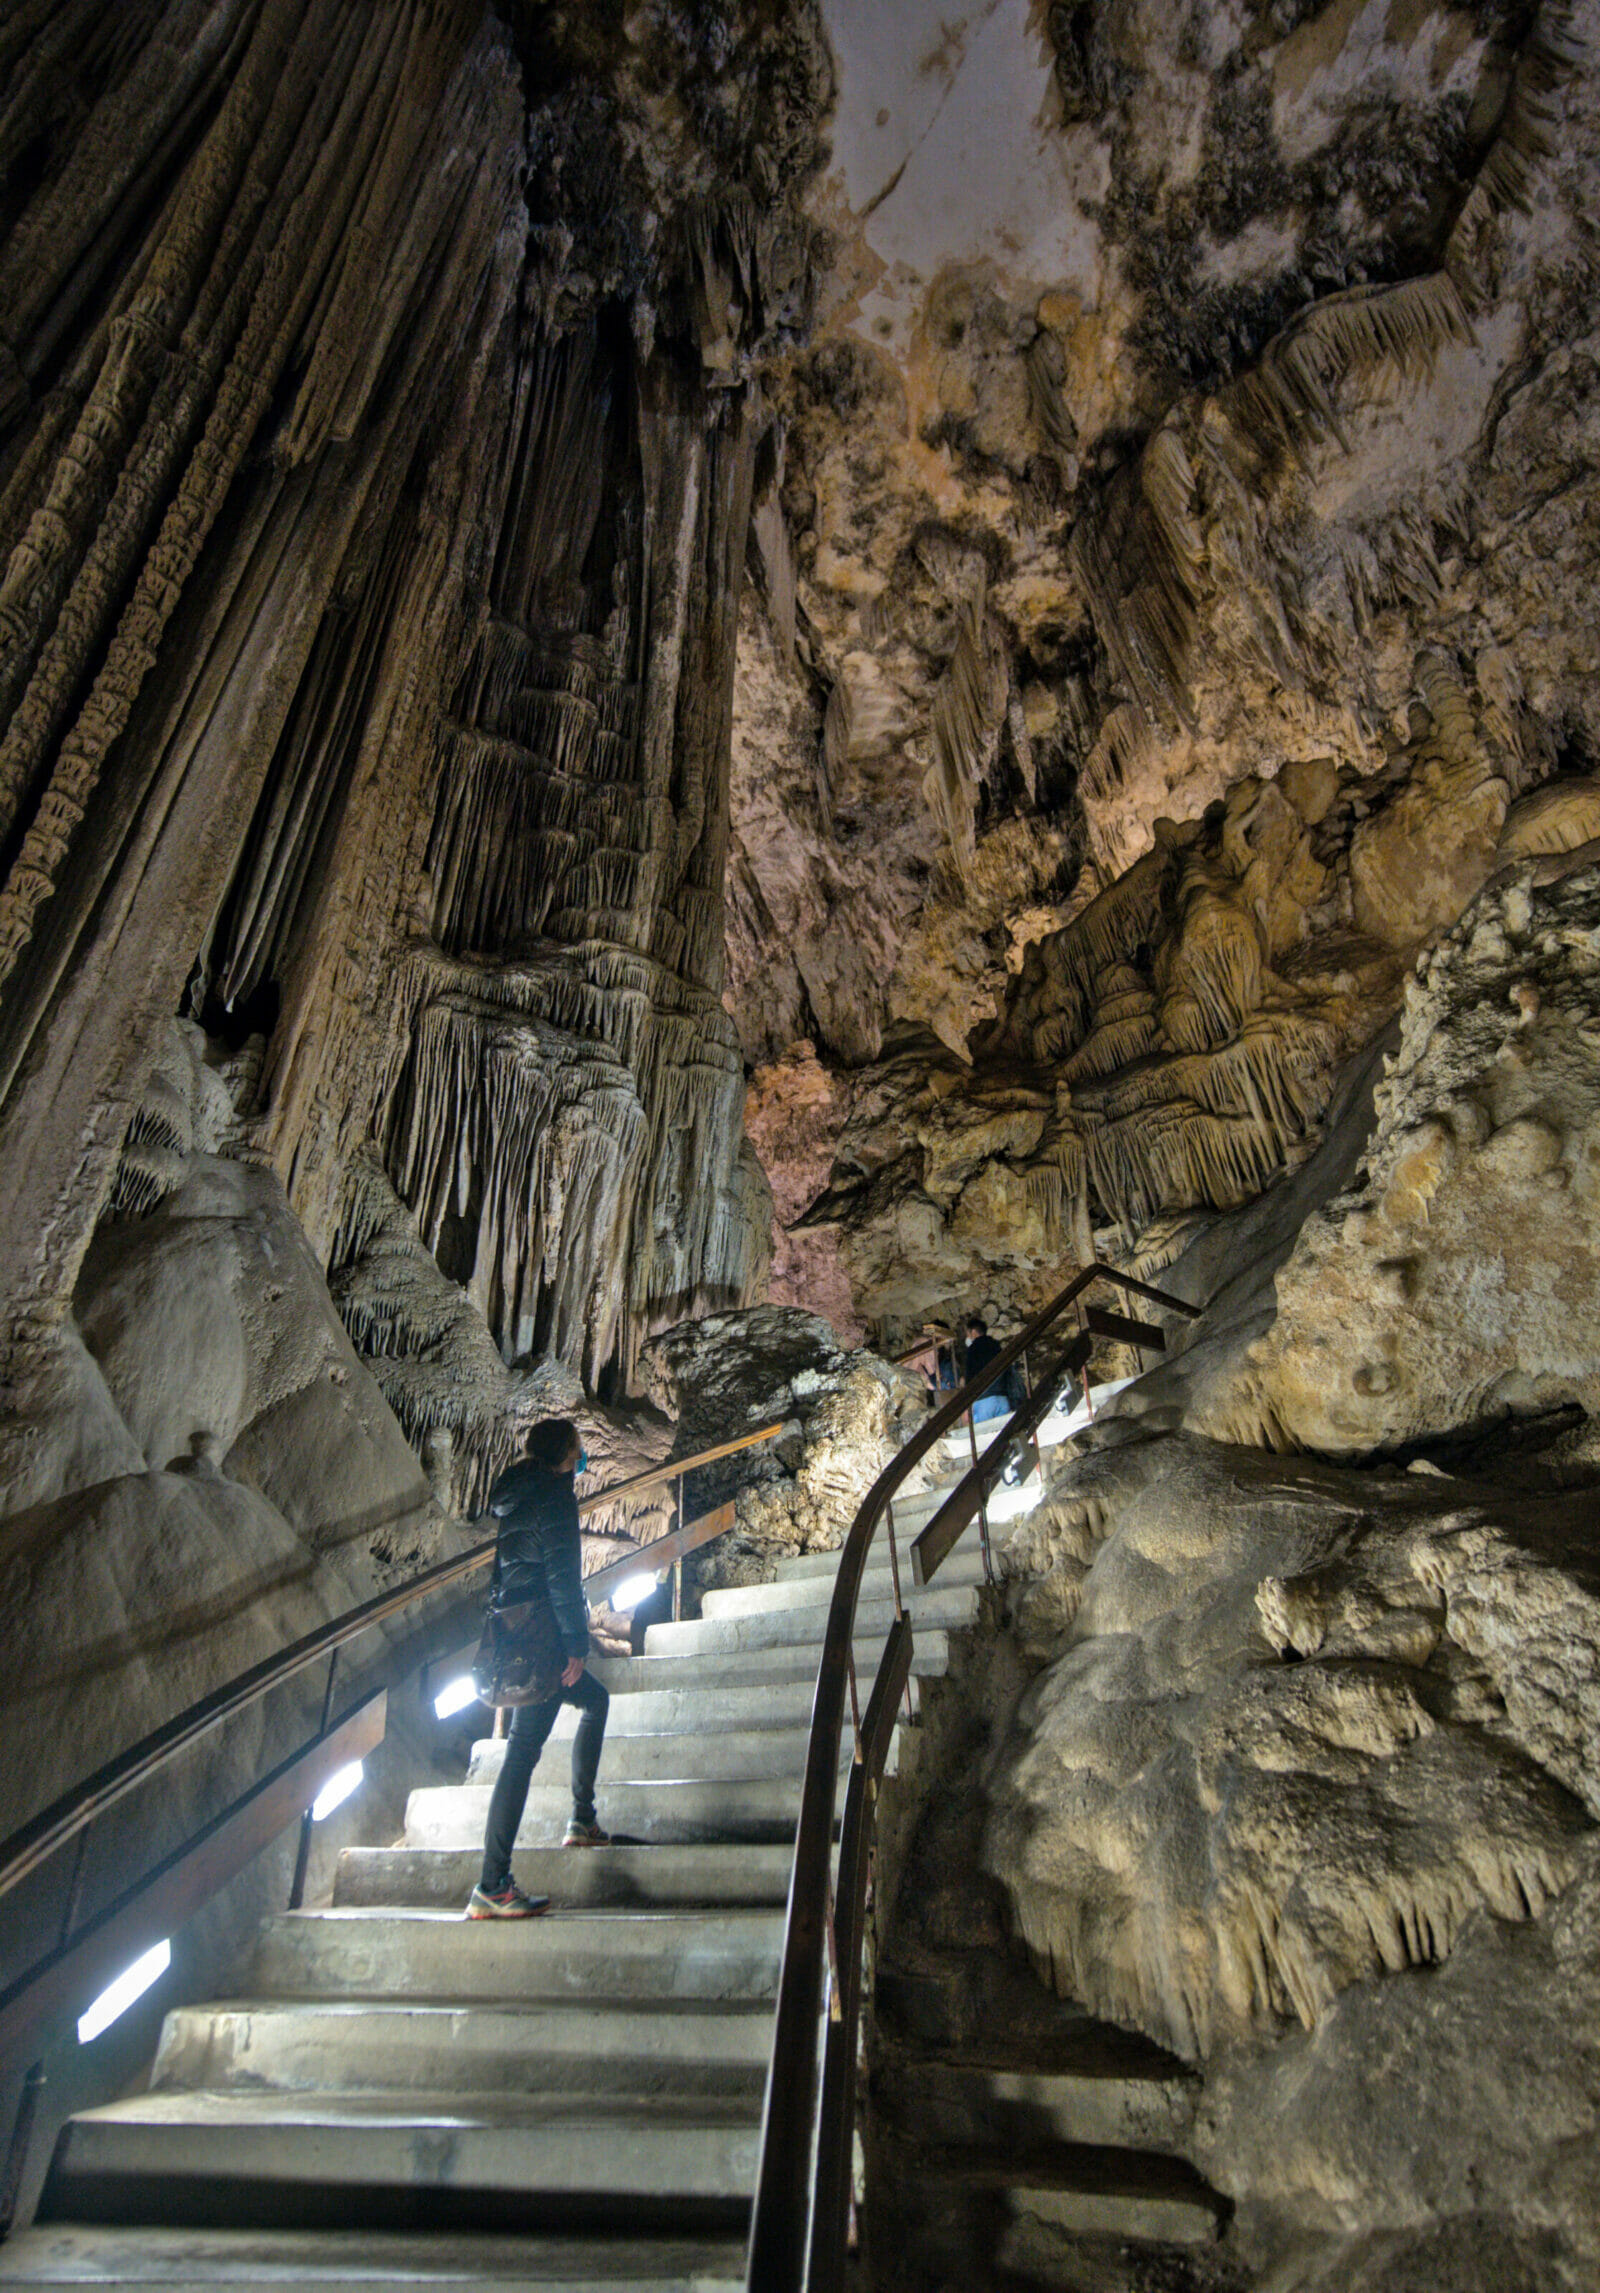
[608, 1572, 661, 1613]
[78, 1938, 170, 2044]
[310, 1760, 364, 1821]
[432, 1674, 479, 1719]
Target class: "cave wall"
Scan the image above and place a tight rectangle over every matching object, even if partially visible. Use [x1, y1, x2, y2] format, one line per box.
[0, 0, 832, 1541]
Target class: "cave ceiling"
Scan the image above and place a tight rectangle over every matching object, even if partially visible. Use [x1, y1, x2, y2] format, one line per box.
[725, 0, 1596, 1083]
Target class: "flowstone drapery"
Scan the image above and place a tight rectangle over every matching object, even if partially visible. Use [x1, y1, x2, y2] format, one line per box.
[0, 1, 826, 1536]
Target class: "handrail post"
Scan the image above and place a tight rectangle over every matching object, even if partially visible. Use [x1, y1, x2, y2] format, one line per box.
[964, 1408, 996, 1585]
[674, 1475, 685, 1620]
[823, 1883, 842, 2023]
[884, 1497, 904, 1619]
[289, 1648, 340, 1912]
[0, 2060, 43, 2241]
[57, 1825, 90, 1950]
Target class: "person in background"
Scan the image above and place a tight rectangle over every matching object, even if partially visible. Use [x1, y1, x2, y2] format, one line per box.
[468, 1417, 610, 1920]
[918, 1330, 958, 1404]
[963, 1313, 1009, 1422]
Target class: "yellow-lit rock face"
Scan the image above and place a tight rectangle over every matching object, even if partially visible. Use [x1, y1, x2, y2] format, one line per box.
[1201, 863, 1600, 1454]
[1498, 775, 1600, 864]
[986, 1429, 1599, 2081]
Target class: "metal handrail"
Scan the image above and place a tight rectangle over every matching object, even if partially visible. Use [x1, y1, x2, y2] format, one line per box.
[0, 1419, 786, 1908]
[745, 1261, 1201, 2290]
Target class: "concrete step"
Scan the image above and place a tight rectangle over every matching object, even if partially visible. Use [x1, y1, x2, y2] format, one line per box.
[875, 1947, 1112, 2059]
[947, 2144, 1226, 2247]
[333, 1842, 794, 1912]
[701, 1545, 988, 1617]
[875, 2049, 1197, 2153]
[461, 1725, 858, 1788]
[766, 1474, 1050, 1588]
[0, 2224, 748, 2289]
[591, 1629, 948, 1696]
[404, 1772, 810, 1849]
[771, 1520, 983, 1582]
[152, 1996, 773, 2100]
[541, 1679, 819, 1733]
[643, 1584, 977, 1658]
[39, 2092, 760, 2231]
[251, 1907, 783, 2004]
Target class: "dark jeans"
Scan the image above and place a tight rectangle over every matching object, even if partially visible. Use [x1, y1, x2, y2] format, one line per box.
[479, 1668, 609, 1889]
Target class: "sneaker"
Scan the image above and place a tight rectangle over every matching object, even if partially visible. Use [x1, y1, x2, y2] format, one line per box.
[466, 1881, 549, 1919]
[562, 1818, 611, 1847]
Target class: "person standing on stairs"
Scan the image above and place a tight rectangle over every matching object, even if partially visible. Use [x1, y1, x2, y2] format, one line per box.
[963, 1313, 1008, 1422]
[468, 1417, 611, 1920]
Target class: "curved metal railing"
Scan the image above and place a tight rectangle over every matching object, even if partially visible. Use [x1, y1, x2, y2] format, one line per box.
[745, 1262, 1201, 2290]
[0, 1421, 787, 1913]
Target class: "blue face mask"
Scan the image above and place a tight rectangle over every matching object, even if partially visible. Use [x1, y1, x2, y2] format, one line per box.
[575, 1448, 588, 1475]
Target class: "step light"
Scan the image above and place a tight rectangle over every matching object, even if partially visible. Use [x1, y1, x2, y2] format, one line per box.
[432, 1673, 479, 1719]
[78, 1938, 170, 2044]
[608, 1571, 660, 1613]
[310, 1759, 364, 1821]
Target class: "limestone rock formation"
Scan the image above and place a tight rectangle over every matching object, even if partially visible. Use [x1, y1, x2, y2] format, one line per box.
[0, 0, 830, 1504]
[806, 729, 1504, 1335]
[742, 1038, 862, 1341]
[642, 1304, 925, 1589]
[0, 1035, 445, 1858]
[1194, 1839, 1600, 2286]
[987, 1432, 1597, 2061]
[1203, 860, 1600, 1453]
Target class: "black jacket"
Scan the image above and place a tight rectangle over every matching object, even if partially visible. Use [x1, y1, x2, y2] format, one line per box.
[486, 1461, 589, 1662]
[963, 1332, 1002, 1384]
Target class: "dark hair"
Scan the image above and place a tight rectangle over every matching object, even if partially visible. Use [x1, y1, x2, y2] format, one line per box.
[524, 1417, 579, 1471]
[966, 1314, 987, 1335]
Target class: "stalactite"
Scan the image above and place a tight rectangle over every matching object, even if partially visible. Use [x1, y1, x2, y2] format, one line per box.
[1070, 465, 1199, 732]
[1026, 326, 1077, 465]
[1156, 888, 1265, 1052]
[923, 583, 1010, 876]
[1446, 1, 1585, 300]
[751, 474, 796, 667]
[1063, 1, 1581, 733]
[1018, 847, 1174, 1069]
[820, 675, 849, 833]
[1080, 701, 1154, 805]
[0, 1, 528, 1345]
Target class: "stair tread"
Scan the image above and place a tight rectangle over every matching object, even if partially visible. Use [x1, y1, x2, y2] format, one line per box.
[331, 1842, 795, 1911]
[0, 2223, 746, 2287]
[919, 2030, 1195, 2083]
[68, 2089, 764, 2131]
[191, 1992, 776, 2018]
[931, 2139, 1224, 2205]
[276, 1900, 781, 1920]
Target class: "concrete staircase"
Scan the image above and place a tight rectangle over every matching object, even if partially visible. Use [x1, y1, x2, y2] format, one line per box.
[0, 1413, 1234, 2290]
[868, 1946, 1237, 2290]
[0, 1468, 981, 2290]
